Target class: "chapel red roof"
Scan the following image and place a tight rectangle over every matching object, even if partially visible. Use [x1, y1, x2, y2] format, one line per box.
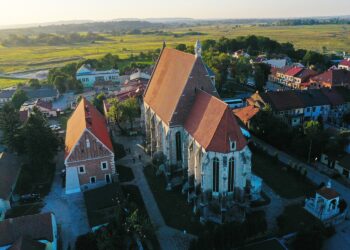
[184, 90, 247, 153]
[65, 97, 113, 158]
[339, 59, 350, 67]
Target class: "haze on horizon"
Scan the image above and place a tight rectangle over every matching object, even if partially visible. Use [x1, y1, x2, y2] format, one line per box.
[1, 0, 350, 27]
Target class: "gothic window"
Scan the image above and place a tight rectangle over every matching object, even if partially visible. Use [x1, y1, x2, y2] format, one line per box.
[86, 139, 90, 148]
[175, 131, 182, 161]
[228, 157, 234, 192]
[213, 157, 219, 192]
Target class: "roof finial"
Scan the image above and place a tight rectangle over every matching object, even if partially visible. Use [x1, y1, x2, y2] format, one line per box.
[162, 40, 166, 49]
[195, 40, 202, 58]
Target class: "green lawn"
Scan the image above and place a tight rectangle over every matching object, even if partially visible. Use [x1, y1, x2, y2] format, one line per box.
[118, 165, 135, 183]
[277, 204, 322, 235]
[252, 150, 317, 199]
[143, 165, 203, 235]
[0, 24, 349, 75]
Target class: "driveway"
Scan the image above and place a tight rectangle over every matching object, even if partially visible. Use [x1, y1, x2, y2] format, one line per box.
[41, 152, 90, 250]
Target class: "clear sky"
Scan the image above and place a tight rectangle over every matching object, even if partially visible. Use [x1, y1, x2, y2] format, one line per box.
[1, 0, 350, 26]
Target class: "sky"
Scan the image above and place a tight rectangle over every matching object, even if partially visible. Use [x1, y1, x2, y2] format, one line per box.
[1, 0, 350, 26]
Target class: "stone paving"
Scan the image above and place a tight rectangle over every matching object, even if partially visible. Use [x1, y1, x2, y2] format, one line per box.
[41, 152, 90, 250]
[116, 135, 195, 250]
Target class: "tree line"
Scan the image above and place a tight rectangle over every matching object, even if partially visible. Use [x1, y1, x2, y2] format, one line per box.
[1, 32, 107, 47]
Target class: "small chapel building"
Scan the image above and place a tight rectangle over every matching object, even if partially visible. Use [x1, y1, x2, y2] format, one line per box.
[143, 41, 259, 202]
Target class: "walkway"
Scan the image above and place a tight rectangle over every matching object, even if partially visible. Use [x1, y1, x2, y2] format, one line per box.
[116, 135, 195, 250]
[41, 152, 90, 250]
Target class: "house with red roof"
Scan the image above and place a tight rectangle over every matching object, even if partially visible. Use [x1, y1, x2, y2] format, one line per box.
[64, 97, 115, 194]
[269, 66, 317, 89]
[339, 58, 350, 71]
[143, 41, 259, 203]
[309, 68, 350, 89]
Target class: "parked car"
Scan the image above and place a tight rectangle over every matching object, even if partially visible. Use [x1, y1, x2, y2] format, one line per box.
[49, 124, 61, 131]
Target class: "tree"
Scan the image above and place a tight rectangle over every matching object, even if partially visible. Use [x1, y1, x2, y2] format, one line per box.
[0, 102, 21, 151]
[92, 93, 106, 114]
[231, 57, 253, 85]
[175, 43, 187, 51]
[20, 108, 60, 174]
[53, 75, 67, 93]
[107, 98, 126, 133]
[121, 97, 139, 130]
[27, 78, 41, 89]
[254, 63, 271, 91]
[11, 89, 28, 109]
[304, 120, 321, 163]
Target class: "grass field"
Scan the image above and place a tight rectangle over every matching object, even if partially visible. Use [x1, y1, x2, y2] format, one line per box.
[0, 24, 349, 75]
[0, 77, 26, 89]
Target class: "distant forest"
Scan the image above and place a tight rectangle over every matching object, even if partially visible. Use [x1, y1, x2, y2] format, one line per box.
[1, 32, 108, 47]
[276, 18, 350, 26]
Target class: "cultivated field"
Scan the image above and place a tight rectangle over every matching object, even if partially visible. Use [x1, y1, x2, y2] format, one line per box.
[0, 77, 26, 89]
[0, 24, 349, 75]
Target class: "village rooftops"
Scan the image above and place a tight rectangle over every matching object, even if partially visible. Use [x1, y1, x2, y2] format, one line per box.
[76, 64, 119, 76]
[233, 105, 260, 126]
[311, 69, 350, 86]
[339, 58, 350, 67]
[184, 90, 247, 153]
[0, 213, 54, 248]
[316, 186, 340, 200]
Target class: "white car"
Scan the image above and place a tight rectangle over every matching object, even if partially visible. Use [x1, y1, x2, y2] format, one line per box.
[49, 124, 61, 131]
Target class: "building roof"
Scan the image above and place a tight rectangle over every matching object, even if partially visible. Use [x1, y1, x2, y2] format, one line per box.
[339, 59, 350, 67]
[316, 187, 339, 200]
[0, 89, 16, 99]
[311, 69, 350, 86]
[295, 68, 318, 81]
[285, 67, 303, 77]
[0, 213, 54, 247]
[261, 91, 304, 111]
[22, 86, 58, 100]
[8, 236, 46, 250]
[184, 90, 247, 153]
[0, 153, 21, 200]
[143, 47, 217, 126]
[298, 89, 330, 107]
[35, 99, 53, 110]
[65, 97, 113, 159]
[233, 105, 260, 125]
[320, 88, 345, 106]
[339, 154, 350, 170]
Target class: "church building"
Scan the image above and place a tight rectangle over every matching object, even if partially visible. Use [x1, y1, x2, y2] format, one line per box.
[143, 41, 257, 201]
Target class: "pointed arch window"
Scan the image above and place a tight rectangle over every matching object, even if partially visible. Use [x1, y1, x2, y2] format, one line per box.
[213, 157, 219, 192]
[175, 131, 182, 161]
[228, 157, 234, 192]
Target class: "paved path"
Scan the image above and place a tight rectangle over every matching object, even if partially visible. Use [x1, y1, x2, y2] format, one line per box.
[41, 152, 90, 250]
[117, 135, 195, 250]
[252, 136, 350, 250]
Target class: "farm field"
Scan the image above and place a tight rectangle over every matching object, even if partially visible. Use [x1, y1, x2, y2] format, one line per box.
[0, 24, 349, 75]
[0, 77, 26, 89]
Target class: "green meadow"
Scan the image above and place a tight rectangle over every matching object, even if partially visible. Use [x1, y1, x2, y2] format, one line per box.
[0, 24, 349, 77]
[0, 77, 26, 89]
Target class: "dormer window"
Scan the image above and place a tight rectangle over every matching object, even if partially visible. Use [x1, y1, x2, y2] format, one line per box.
[86, 139, 90, 148]
[230, 141, 236, 151]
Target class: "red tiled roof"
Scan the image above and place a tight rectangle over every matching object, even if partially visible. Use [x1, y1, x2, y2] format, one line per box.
[317, 187, 339, 200]
[0, 213, 54, 247]
[233, 106, 260, 125]
[285, 67, 303, 77]
[184, 90, 247, 153]
[295, 69, 318, 81]
[144, 47, 217, 126]
[339, 59, 350, 67]
[35, 99, 52, 110]
[320, 88, 345, 106]
[65, 97, 113, 159]
[19, 110, 30, 123]
[311, 69, 350, 86]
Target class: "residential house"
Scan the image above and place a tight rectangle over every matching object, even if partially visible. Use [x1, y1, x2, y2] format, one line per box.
[144, 41, 260, 205]
[0, 213, 58, 250]
[338, 59, 350, 71]
[129, 69, 151, 81]
[64, 97, 115, 194]
[20, 99, 57, 120]
[309, 69, 350, 89]
[232, 49, 250, 59]
[269, 66, 317, 89]
[24, 86, 59, 102]
[233, 105, 260, 129]
[320, 88, 348, 124]
[247, 89, 331, 126]
[321, 154, 350, 179]
[0, 90, 16, 106]
[0, 153, 21, 221]
[76, 64, 120, 88]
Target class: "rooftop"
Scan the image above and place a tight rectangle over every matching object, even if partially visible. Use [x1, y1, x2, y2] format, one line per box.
[0, 153, 21, 200]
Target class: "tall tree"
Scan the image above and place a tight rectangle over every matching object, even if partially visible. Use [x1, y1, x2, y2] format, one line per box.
[121, 97, 139, 130]
[92, 93, 106, 114]
[21, 108, 60, 174]
[0, 102, 21, 151]
[304, 120, 321, 163]
[11, 89, 28, 109]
